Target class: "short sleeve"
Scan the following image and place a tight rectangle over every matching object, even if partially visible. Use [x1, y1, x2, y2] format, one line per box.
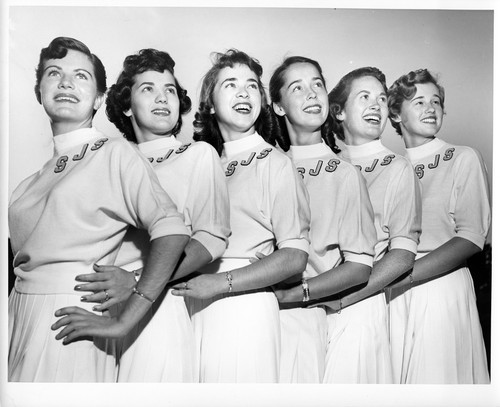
[385, 159, 422, 254]
[269, 155, 310, 253]
[451, 148, 491, 249]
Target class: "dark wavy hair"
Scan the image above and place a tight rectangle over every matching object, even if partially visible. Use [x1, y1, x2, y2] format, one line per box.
[34, 37, 107, 116]
[328, 67, 387, 141]
[388, 69, 445, 136]
[105, 49, 192, 143]
[193, 49, 274, 156]
[269, 56, 339, 153]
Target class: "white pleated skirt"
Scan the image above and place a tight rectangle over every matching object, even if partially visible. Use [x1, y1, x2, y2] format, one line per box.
[323, 292, 393, 384]
[117, 288, 197, 382]
[402, 267, 489, 384]
[189, 289, 281, 383]
[386, 284, 412, 384]
[279, 306, 327, 383]
[8, 289, 117, 382]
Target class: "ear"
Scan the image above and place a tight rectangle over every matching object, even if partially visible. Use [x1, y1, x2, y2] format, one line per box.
[335, 110, 345, 121]
[392, 114, 401, 123]
[209, 106, 215, 114]
[124, 108, 132, 117]
[272, 102, 286, 117]
[93, 93, 105, 111]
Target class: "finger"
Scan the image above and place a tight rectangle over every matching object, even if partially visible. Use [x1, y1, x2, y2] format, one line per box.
[171, 289, 188, 297]
[249, 258, 258, 264]
[75, 273, 107, 283]
[255, 252, 266, 259]
[80, 290, 108, 304]
[52, 314, 80, 331]
[75, 282, 106, 293]
[55, 306, 92, 317]
[93, 264, 124, 273]
[92, 297, 117, 312]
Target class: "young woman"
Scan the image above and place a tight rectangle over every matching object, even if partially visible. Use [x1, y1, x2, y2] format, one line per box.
[387, 69, 490, 383]
[324, 67, 422, 383]
[171, 49, 311, 383]
[71, 48, 231, 382]
[9, 38, 189, 382]
[268, 56, 377, 383]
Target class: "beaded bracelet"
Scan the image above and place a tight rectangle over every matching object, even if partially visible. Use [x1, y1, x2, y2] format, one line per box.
[133, 269, 141, 282]
[226, 271, 233, 293]
[337, 298, 343, 314]
[132, 287, 155, 303]
[301, 278, 310, 302]
[409, 272, 414, 285]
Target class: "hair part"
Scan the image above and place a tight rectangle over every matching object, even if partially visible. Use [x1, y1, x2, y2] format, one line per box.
[328, 67, 387, 141]
[105, 48, 192, 142]
[387, 68, 445, 135]
[269, 56, 339, 153]
[193, 49, 274, 156]
[34, 37, 107, 110]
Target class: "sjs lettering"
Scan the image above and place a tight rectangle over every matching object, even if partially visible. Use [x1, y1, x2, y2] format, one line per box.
[54, 138, 109, 173]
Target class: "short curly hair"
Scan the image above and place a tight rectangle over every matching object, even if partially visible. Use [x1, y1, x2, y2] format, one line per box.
[328, 67, 387, 141]
[269, 55, 339, 153]
[34, 37, 107, 115]
[193, 49, 274, 156]
[106, 48, 192, 142]
[387, 69, 445, 136]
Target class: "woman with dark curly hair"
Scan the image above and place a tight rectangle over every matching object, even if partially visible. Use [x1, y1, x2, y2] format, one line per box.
[71, 48, 231, 382]
[171, 49, 311, 383]
[9, 38, 189, 382]
[268, 56, 377, 383]
[322, 67, 422, 383]
[387, 69, 490, 383]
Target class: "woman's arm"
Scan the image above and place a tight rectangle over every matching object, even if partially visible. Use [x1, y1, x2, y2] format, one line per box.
[389, 237, 481, 290]
[171, 247, 308, 300]
[274, 261, 371, 303]
[52, 234, 189, 342]
[340, 248, 415, 307]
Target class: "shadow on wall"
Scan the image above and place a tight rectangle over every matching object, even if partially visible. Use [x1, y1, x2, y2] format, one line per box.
[6, 240, 493, 377]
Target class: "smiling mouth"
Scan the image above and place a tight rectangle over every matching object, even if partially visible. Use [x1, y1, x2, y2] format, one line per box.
[233, 103, 252, 114]
[152, 108, 171, 116]
[304, 105, 322, 114]
[421, 116, 437, 124]
[363, 114, 381, 124]
[54, 93, 79, 103]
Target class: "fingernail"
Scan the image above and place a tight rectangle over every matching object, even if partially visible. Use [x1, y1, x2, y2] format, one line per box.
[81, 297, 87, 302]
[75, 285, 81, 290]
[92, 306, 98, 311]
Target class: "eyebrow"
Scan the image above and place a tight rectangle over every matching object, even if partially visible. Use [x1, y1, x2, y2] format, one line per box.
[220, 77, 258, 86]
[137, 81, 176, 87]
[43, 65, 93, 77]
[410, 94, 440, 102]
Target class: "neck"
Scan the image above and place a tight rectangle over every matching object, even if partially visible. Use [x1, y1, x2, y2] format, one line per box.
[343, 132, 378, 146]
[402, 133, 435, 149]
[287, 124, 322, 147]
[51, 119, 93, 136]
[220, 127, 256, 143]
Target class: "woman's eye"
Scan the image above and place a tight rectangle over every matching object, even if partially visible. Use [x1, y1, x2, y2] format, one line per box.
[248, 83, 258, 90]
[225, 82, 236, 88]
[75, 72, 88, 80]
[142, 86, 153, 92]
[432, 100, 441, 106]
[166, 87, 176, 94]
[47, 70, 60, 77]
[361, 94, 369, 100]
[292, 85, 302, 92]
[379, 96, 387, 103]
[314, 81, 324, 88]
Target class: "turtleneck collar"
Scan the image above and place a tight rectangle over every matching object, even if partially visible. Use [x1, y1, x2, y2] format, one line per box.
[222, 132, 265, 158]
[341, 139, 385, 159]
[288, 141, 332, 160]
[405, 138, 446, 161]
[53, 127, 102, 155]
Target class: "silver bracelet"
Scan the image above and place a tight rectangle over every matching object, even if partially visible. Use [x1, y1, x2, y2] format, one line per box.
[301, 278, 310, 302]
[132, 287, 155, 303]
[409, 272, 414, 285]
[133, 269, 141, 282]
[337, 298, 342, 314]
[226, 271, 233, 293]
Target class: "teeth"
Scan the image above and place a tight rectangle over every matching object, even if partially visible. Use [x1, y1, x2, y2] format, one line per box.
[304, 105, 321, 113]
[55, 96, 78, 103]
[364, 115, 380, 123]
[234, 103, 251, 113]
[152, 109, 170, 116]
[422, 118, 436, 123]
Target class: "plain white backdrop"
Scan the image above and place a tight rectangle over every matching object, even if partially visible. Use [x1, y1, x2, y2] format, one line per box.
[2, 1, 499, 407]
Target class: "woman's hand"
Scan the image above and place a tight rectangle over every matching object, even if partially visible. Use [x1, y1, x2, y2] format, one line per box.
[171, 273, 226, 300]
[249, 252, 267, 264]
[51, 306, 127, 344]
[75, 264, 137, 311]
[271, 281, 302, 303]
